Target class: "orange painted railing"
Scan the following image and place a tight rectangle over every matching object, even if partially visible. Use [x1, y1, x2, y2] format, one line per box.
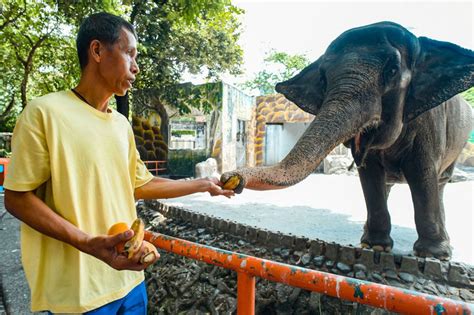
[144, 160, 167, 175]
[145, 231, 473, 314]
[0, 158, 10, 192]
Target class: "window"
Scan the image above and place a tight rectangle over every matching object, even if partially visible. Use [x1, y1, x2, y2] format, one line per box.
[169, 120, 206, 150]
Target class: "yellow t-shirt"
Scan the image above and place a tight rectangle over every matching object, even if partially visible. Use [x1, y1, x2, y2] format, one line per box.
[4, 90, 154, 313]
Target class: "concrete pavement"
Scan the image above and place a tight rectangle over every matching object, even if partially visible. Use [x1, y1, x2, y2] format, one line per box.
[165, 173, 474, 264]
[0, 193, 34, 314]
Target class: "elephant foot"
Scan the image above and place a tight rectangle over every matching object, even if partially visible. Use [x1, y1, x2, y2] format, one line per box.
[413, 238, 452, 261]
[360, 231, 393, 252]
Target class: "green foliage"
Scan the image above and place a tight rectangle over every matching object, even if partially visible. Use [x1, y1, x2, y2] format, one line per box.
[166, 82, 223, 115]
[0, 0, 243, 130]
[462, 87, 474, 108]
[172, 116, 196, 123]
[241, 50, 311, 96]
[0, 0, 117, 131]
[0, 148, 11, 158]
[171, 129, 196, 137]
[168, 148, 207, 177]
[131, 0, 243, 113]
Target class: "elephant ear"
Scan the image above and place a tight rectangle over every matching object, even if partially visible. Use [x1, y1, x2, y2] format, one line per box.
[275, 57, 325, 115]
[404, 37, 474, 122]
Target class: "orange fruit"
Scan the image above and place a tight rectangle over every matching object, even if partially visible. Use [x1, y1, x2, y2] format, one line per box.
[107, 222, 129, 253]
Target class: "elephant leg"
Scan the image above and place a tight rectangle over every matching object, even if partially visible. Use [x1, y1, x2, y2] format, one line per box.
[403, 162, 451, 260]
[358, 156, 393, 252]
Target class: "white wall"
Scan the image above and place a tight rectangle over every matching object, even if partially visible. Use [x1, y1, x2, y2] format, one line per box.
[280, 122, 310, 158]
[265, 122, 310, 165]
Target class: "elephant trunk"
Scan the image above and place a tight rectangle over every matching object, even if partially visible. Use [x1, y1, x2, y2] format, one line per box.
[239, 101, 369, 190]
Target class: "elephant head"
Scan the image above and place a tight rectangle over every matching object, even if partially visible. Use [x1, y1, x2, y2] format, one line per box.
[221, 21, 473, 191]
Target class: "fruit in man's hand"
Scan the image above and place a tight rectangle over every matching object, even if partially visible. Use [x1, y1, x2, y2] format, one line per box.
[124, 218, 145, 259]
[107, 222, 129, 253]
[140, 241, 159, 264]
[108, 219, 159, 264]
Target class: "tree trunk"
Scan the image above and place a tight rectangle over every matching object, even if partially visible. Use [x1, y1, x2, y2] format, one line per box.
[154, 99, 169, 145]
[17, 35, 47, 109]
[115, 92, 129, 119]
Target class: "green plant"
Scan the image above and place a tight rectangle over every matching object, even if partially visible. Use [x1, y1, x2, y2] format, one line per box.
[171, 130, 196, 137]
[168, 149, 207, 177]
[0, 149, 11, 158]
[241, 50, 310, 96]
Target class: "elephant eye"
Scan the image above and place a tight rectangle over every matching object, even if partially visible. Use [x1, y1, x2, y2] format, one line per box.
[383, 64, 399, 84]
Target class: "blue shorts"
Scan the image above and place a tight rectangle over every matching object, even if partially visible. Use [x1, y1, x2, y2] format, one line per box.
[47, 281, 147, 314]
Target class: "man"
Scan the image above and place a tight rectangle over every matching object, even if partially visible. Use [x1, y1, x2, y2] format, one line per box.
[3, 12, 234, 314]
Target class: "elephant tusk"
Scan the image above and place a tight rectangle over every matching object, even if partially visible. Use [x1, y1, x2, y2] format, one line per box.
[355, 133, 362, 154]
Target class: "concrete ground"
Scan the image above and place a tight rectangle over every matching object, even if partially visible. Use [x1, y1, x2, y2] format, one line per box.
[165, 174, 474, 264]
[0, 194, 34, 314]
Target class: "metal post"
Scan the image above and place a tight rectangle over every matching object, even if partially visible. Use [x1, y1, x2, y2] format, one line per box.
[237, 272, 255, 315]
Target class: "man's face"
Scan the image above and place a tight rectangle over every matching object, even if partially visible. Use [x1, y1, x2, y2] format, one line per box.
[99, 28, 139, 96]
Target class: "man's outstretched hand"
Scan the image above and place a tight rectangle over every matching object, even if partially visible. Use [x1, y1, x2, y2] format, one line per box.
[205, 177, 235, 198]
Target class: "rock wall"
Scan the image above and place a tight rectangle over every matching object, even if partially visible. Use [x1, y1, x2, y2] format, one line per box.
[132, 115, 168, 161]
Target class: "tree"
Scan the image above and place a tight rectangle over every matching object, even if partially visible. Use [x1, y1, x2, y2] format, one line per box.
[0, 0, 66, 130]
[241, 50, 311, 96]
[127, 0, 243, 115]
[0, 0, 243, 130]
[0, 0, 120, 131]
[119, 0, 243, 151]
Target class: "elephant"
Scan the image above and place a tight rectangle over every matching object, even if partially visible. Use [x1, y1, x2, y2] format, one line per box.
[221, 21, 473, 260]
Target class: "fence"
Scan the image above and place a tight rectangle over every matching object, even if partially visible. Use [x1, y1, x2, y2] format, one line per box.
[144, 230, 473, 314]
[143, 160, 167, 175]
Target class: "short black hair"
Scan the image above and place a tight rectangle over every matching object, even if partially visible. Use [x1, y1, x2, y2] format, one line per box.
[76, 12, 137, 70]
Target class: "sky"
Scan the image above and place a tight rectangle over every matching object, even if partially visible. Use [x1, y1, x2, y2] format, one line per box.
[213, 0, 473, 88]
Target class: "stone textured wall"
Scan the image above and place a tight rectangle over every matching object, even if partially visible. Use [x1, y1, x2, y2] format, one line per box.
[132, 115, 168, 161]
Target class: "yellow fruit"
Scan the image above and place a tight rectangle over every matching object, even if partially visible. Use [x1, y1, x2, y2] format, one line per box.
[124, 218, 145, 259]
[223, 175, 240, 190]
[107, 222, 129, 253]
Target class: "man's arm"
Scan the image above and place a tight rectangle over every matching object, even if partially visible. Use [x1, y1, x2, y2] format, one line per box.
[4, 190, 154, 271]
[134, 176, 235, 200]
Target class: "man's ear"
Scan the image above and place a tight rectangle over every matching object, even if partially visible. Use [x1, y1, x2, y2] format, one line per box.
[90, 40, 102, 63]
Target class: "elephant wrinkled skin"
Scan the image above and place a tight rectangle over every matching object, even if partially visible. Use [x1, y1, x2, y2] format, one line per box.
[221, 21, 473, 260]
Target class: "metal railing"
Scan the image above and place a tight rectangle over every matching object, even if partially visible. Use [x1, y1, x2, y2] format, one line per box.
[144, 230, 473, 314]
[143, 160, 167, 175]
